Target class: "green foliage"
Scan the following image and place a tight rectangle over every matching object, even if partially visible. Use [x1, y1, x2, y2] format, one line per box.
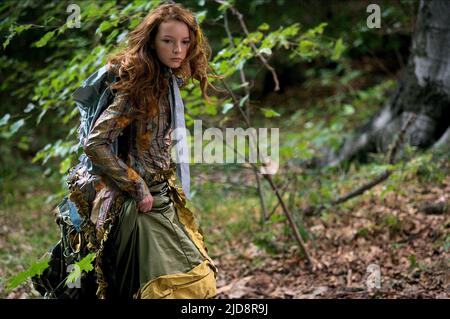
[0, 3, 150, 187]
[3, 23, 33, 49]
[260, 107, 280, 118]
[0, 115, 25, 139]
[5, 255, 50, 292]
[65, 253, 96, 286]
[33, 30, 56, 48]
[212, 21, 338, 78]
[3, 251, 96, 293]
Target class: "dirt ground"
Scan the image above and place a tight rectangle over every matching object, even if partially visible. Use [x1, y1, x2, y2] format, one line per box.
[214, 175, 450, 299]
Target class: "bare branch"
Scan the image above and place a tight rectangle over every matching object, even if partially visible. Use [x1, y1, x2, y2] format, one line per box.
[213, 1, 311, 267]
[264, 174, 313, 269]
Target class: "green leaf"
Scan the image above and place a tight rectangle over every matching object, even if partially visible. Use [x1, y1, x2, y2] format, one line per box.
[18, 136, 30, 151]
[281, 23, 300, 37]
[217, 0, 234, 12]
[332, 38, 345, 61]
[33, 31, 56, 48]
[222, 102, 234, 114]
[6, 256, 50, 291]
[299, 40, 316, 55]
[84, 3, 100, 19]
[308, 22, 327, 36]
[65, 266, 81, 286]
[246, 31, 263, 44]
[2, 24, 33, 49]
[261, 107, 280, 118]
[24, 103, 35, 113]
[97, 21, 112, 34]
[195, 10, 207, 24]
[15, 24, 33, 33]
[76, 253, 96, 273]
[258, 23, 270, 31]
[239, 94, 249, 108]
[0, 113, 11, 126]
[3, 36, 12, 49]
[129, 17, 141, 29]
[10, 119, 25, 134]
[28, 258, 50, 277]
[270, 213, 285, 223]
[343, 104, 355, 115]
[259, 47, 272, 56]
[203, 102, 218, 116]
[59, 157, 72, 174]
[106, 29, 119, 43]
[36, 108, 48, 125]
[65, 253, 96, 286]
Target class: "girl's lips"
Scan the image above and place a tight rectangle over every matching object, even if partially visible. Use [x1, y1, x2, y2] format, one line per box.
[171, 58, 182, 61]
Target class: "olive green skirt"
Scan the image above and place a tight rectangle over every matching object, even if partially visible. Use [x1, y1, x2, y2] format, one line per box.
[104, 179, 217, 299]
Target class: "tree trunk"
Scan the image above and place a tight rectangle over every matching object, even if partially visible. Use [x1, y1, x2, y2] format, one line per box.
[324, 0, 450, 167]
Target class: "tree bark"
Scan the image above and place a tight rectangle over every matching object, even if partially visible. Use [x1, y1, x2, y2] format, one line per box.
[324, 0, 450, 167]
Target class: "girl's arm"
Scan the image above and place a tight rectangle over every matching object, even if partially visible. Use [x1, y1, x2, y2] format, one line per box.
[83, 91, 151, 203]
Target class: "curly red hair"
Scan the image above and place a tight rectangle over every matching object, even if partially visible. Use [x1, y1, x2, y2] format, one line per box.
[107, 3, 216, 119]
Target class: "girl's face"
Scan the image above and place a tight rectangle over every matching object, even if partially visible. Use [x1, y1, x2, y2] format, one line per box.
[154, 19, 191, 69]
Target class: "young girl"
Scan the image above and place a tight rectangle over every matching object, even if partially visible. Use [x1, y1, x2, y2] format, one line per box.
[83, 3, 218, 299]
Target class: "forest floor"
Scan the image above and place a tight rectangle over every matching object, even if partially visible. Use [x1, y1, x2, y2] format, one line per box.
[1, 161, 449, 299]
[212, 168, 450, 299]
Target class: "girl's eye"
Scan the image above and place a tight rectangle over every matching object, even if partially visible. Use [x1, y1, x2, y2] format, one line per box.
[162, 39, 190, 45]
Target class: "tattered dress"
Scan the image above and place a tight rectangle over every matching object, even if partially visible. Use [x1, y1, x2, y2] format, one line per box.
[83, 72, 217, 299]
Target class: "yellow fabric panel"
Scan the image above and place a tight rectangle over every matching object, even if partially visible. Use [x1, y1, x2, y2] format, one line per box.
[135, 260, 217, 299]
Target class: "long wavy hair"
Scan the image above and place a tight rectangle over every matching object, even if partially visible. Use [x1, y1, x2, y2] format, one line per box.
[107, 2, 216, 119]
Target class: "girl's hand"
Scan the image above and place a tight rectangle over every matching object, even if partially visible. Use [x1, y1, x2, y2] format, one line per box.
[138, 194, 154, 213]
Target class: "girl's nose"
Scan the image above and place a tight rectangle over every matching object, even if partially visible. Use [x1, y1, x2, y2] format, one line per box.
[173, 43, 181, 53]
